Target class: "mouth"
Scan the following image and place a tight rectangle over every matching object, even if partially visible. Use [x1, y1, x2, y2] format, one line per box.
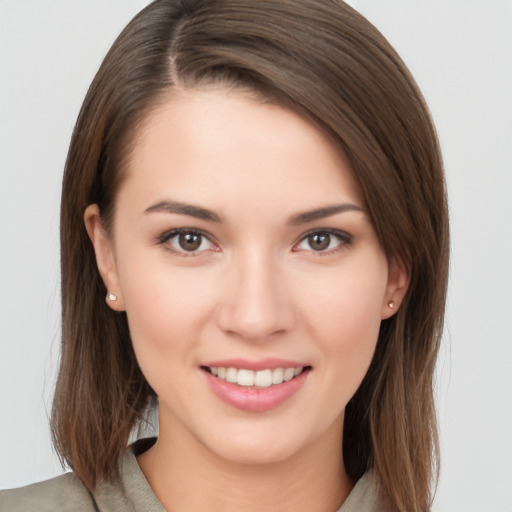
[201, 365, 311, 388]
[201, 361, 311, 412]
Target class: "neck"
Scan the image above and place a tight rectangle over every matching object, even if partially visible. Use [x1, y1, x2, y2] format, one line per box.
[137, 408, 352, 512]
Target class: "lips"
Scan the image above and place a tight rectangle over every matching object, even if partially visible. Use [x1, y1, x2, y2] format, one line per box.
[201, 359, 311, 412]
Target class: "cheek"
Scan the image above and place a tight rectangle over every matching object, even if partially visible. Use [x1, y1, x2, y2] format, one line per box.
[304, 258, 387, 341]
[299, 256, 388, 392]
[113, 246, 217, 378]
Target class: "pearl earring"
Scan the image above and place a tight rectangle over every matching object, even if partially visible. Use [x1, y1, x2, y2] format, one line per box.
[107, 293, 117, 301]
[388, 300, 395, 309]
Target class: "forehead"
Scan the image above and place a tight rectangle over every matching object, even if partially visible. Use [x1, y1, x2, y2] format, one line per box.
[120, 88, 364, 215]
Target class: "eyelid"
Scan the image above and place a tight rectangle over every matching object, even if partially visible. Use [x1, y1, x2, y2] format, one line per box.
[156, 228, 219, 256]
[155, 227, 352, 256]
[292, 228, 353, 254]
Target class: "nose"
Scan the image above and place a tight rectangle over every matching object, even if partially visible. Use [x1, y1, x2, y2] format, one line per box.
[216, 251, 295, 341]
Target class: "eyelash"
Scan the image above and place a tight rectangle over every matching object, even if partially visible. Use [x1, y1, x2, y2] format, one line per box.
[156, 228, 353, 256]
[292, 229, 353, 255]
[156, 229, 218, 257]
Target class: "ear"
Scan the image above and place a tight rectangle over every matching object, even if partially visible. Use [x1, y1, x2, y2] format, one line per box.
[84, 204, 125, 311]
[381, 257, 410, 319]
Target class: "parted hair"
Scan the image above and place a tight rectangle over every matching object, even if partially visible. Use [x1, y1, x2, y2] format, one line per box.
[52, 1, 449, 511]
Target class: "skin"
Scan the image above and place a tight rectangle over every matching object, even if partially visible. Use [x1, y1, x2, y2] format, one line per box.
[85, 88, 408, 512]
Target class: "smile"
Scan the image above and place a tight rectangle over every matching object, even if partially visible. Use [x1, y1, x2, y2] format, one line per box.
[205, 366, 306, 388]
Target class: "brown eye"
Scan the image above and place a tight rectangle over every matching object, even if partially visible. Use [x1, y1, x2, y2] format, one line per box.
[294, 230, 351, 254]
[178, 232, 203, 251]
[307, 233, 331, 251]
[161, 230, 214, 254]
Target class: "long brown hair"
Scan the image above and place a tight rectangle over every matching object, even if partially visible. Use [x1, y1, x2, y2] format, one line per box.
[53, 1, 449, 510]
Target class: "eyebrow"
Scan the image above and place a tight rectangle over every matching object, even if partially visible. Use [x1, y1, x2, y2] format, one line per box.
[288, 203, 364, 225]
[145, 200, 222, 222]
[144, 200, 364, 225]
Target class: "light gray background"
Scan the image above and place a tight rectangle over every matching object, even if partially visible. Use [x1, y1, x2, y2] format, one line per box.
[1, 1, 511, 511]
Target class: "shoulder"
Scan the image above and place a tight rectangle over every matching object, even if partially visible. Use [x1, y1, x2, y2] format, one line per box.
[0, 472, 95, 512]
[338, 471, 383, 512]
[0, 439, 163, 512]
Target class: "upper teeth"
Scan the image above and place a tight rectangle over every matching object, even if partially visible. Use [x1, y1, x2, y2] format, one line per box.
[210, 367, 303, 388]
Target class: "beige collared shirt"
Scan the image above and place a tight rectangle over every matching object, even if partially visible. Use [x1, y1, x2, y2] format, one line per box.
[0, 447, 381, 512]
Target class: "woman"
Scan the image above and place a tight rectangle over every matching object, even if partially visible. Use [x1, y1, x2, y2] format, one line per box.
[0, 0, 449, 511]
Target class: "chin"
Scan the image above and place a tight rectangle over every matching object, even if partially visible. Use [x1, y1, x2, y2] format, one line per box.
[212, 436, 306, 467]
[199, 418, 332, 468]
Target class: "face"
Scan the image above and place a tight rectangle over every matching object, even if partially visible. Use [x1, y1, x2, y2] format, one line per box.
[86, 88, 407, 466]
